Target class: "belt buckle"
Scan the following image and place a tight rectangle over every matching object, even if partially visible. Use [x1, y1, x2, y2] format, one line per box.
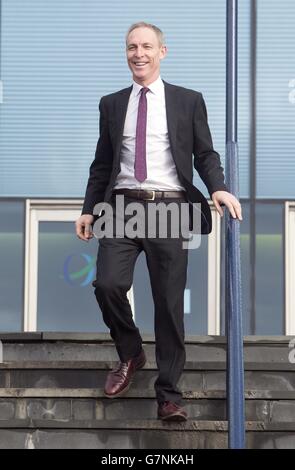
[146, 190, 156, 201]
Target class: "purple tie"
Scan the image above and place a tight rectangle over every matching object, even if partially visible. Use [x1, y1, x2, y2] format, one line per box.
[134, 87, 149, 182]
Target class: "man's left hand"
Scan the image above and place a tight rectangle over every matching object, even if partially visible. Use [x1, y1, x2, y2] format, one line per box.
[211, 190, 242, 221]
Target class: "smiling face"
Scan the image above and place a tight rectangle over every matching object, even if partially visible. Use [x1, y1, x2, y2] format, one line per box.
[126, 27, 167, 87]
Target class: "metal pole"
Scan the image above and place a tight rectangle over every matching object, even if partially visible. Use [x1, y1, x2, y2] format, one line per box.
[225, 0, 246, 449]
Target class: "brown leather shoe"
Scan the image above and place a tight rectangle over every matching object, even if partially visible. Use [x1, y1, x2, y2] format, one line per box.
[158, 401, 187, 422]
[104, 349, 146, 398]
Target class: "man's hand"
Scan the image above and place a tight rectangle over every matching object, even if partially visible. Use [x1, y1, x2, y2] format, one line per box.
[211, 190, 242, 221]
[75, 214, 94, 241]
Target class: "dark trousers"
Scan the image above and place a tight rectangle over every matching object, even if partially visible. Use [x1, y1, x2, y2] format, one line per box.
[94, 197, 188, 405]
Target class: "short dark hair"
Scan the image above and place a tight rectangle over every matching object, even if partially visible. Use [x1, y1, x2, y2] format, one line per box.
[126, 22, 165, 46]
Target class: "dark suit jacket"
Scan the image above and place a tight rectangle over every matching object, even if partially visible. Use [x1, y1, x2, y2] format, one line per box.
[82, 80, 228, 234]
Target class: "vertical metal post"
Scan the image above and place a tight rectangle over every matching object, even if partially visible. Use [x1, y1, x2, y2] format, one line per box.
[225, 0, 246, 448]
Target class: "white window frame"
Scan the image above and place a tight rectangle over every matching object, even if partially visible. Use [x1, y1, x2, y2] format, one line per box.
[207, 201, 221, 335]
[24, 199, 135, 332]
[285, 201, 295, 334]
[24, 199, 83, 331]
[24, 199, 220, 334]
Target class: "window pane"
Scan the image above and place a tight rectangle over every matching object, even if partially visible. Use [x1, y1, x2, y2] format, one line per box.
[0, 201, 24, 331]
[256, 0, 295, 197]
[221, 201, 285, 335]
[185, 236, 208, 334]
[0, 0, 249, 198]
[255, 203, 284, 334]
[37, 222, 107, 332]
[221, 202, 284, 335]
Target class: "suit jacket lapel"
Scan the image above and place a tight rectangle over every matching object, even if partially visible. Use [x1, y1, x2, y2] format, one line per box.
[114, 86, 132, 163]
[163, 80, 179, 167]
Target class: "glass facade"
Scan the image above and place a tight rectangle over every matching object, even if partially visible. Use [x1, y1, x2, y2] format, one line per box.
[221, 201, 285, 335]
[254, 203, 284, 334]
[256, 0, 295, 198]
[0, 1, 294, 334]
[37, 221, 107, 332]
[0, 201, 24, 331]
[28, 219, 209, 335]
[0, 0, 250, 198]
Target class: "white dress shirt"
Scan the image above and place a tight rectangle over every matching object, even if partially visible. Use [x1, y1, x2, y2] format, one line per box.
[114, 76, 185, 191]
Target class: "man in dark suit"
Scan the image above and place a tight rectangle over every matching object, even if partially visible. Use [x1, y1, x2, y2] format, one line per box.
[76, 22, 242, 422]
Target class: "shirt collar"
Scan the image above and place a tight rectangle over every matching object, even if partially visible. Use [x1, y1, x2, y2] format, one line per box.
[132, 75, 164, 96]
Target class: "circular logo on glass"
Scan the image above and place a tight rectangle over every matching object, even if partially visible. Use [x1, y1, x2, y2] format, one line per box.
[63, 253, 96, 286]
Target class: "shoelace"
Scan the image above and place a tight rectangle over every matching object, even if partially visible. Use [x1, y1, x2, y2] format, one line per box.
[163, 401, 179, 410]
[112, 361, 129, 379]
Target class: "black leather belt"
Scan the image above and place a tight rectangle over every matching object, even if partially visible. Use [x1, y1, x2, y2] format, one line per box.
[112, 189, 186, 201]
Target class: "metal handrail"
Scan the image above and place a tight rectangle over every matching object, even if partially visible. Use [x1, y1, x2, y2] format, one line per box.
[225, 0, 246, 449]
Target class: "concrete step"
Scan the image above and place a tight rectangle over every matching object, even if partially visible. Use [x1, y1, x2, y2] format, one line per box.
[0, 334, 294, 448]
[1, 337, 294, 366]
[0, 419, 294, 449]
[1, 364, 295, 391]
[1, 359, 294, 370]
[0, 333, 291, 341]
[0, 388, 294, 423]
[1, 388, 295, 399]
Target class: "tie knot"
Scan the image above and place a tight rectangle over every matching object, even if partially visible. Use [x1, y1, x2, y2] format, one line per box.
[141, 87, 149, 95]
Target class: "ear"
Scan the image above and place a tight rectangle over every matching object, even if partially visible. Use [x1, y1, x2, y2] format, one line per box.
[160, 45, 167, 59]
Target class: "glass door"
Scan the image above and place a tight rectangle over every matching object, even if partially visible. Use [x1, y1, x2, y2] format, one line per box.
[24, 200, 220, 334]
